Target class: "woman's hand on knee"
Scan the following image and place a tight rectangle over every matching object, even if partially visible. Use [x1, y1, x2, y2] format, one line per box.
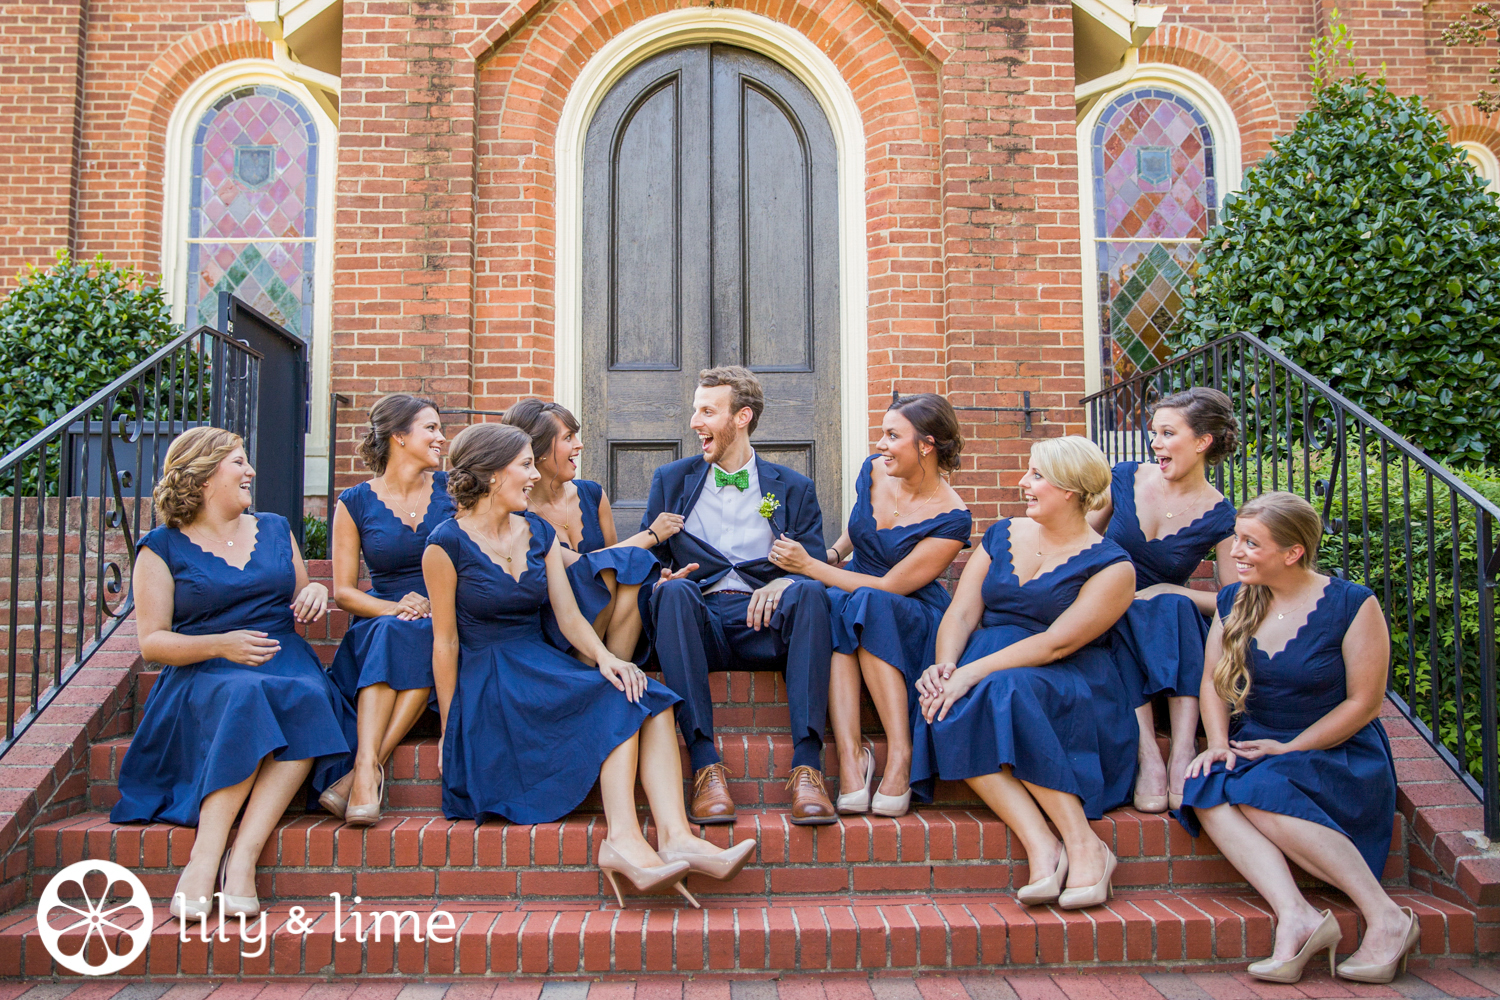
[1186, 744, 1239, 778]
[1227, 738, 1288, 762]
[291, 582, 329, 623]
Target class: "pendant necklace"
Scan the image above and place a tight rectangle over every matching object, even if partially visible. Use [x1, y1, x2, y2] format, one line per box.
[893, 485, 940, 519]
[1161, 483, 1209, 520]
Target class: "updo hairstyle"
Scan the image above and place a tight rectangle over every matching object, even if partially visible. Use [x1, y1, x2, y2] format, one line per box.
[888, 393, 964, 474]
[446, 423, 533, 510]
[1152, 387, 1240, 466]
[1213, 492, 1324, 714]
[358, 393, 439, 474]
[502, 399, 580, 467]
[1029, 436, 1112, 512]
[153, 426, 246, 528]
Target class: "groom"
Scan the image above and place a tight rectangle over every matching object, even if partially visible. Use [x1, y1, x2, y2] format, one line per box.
[644, 366, 836, 825]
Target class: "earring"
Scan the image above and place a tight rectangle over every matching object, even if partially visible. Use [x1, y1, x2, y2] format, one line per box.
[398, 439, 405, 447]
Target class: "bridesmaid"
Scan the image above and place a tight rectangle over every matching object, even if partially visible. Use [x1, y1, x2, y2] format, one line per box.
[424, 422, 755, 906]
[113, 427, 351, 922]
[502, 399, 682, 661]
[768, 393, 970, 817]
[1088, 387, 1239, 812]
[911, 436, 1137, 909]
[321, 394, 453, 826]
[1182, 492, 1414, 984]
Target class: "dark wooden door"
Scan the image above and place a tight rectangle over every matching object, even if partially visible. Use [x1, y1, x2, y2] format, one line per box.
[581, 43, 841, 541]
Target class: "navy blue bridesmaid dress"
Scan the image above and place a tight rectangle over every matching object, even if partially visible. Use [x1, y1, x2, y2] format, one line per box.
[828, 455, 971, 696]
[328, 472, 454, 701]
[1104, 461, 1236, 703]
[909, 521, 1139, 817]
[428, 512, 681, 823]
[111, 512, 353, 826]
[540, 479, 659, 656]
[1180, 577, 1396, 876]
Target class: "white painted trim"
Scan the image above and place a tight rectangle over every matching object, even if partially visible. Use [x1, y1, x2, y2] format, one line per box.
[1076, 64, 1243, 398]
[160, 58, 338, 492]
[552, 9, 869, 516]
[1458, 140, 1500, 190]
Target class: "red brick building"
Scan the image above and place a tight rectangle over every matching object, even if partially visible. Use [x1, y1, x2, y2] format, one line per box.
[2, 0, 1497, 528]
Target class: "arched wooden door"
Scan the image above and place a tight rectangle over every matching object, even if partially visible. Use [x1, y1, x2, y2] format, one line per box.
[581, 43, 841, 541]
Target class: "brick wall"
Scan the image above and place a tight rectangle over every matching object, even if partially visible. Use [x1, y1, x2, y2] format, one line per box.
[0, 1, 88, 281]
[3, 0, 1498, 526]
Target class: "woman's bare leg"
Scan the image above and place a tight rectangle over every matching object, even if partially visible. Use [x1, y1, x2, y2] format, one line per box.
[603, 583, 643, 662]
[1024, 781, 1112, 889]
[1165, 696, 1200, 798]
[175, 769, 257, 906]
[221, 756, 314, 898]
[1134, 702, 1169, 802]
[857, 650, 914, 795]
[597, 732, 665, 869]
[828, 651, 865, 790]
[638, 709, 720, 855]
[966, 768, 1063, 887]
[1196, 802, 1329, 961]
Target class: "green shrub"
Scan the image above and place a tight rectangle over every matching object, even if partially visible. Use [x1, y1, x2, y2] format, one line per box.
[0, 252, 181, 458]
[1310, 448, 1500, 781]
[1174, 76, 1500, 465]
[302, 514, 329, 561]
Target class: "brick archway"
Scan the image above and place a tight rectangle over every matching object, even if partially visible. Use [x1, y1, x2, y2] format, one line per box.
[1444, 105, 1500, 157]
[1139, 24, 1281, 166]
[469, 0, 945, 445]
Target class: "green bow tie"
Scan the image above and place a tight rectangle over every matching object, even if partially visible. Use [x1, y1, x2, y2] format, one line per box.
[714, 467, 751, 491]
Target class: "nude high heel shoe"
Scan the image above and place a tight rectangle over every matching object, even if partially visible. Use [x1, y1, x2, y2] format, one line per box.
[657, 839, 757, 881]
[1335, 907, 1420, 984]
[836, 746, 876, 814]
[1016, 845, 1068, 906]
[598, 841, 698, 908]
[1058, 847, 1117, 910]
[217, 850, 260, 919]
[318, 777, 349, 820]
[1248, 910, 1340, 983]
[344, 763, 385, 828]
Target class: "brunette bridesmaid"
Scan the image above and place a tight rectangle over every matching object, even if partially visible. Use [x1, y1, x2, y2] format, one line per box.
[768, 393, 970, 817]
[321, 394, 454, 825]
[1088, 387, 1238, 812]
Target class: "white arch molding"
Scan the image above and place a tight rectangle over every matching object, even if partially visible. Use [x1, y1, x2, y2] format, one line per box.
[553, 9, 869, 516]
[160, 58, 339, 492]
[1075, 64, 1243, 397]
[1457, 140, 1500, 190]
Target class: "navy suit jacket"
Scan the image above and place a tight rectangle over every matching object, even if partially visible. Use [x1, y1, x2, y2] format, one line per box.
[641, 454, 826, 591]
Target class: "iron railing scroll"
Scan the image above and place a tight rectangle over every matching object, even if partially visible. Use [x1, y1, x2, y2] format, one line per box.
[0, 327, 262, 759]
[1082, 332, 1500, 838]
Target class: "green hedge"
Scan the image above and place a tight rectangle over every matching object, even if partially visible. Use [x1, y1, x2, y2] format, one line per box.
[1310, 450, 1500, 781]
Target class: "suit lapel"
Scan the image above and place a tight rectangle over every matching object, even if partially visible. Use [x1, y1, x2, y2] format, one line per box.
[756, 459, 787, 536]
[679, 461, 712, 517]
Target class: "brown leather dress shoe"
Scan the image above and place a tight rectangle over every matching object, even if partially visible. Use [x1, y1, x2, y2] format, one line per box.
[785, 765, 837, 825]
[688, 763, 737, 824]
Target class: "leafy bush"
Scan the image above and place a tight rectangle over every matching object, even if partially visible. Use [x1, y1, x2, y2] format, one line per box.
[1311, 448, 1500, 782]
[0, 252, 180, 457]
[302, 514, 329, 560]
[1174, 76, 1500, 465]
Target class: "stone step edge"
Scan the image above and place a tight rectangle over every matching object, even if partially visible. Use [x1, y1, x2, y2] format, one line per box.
[1, 888, 1477, 978]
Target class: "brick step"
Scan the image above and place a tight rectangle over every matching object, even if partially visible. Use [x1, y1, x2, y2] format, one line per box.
[1, 888, 1475, 978]
[86, 732, 1011, 811]
[30, 803, 1405, 906]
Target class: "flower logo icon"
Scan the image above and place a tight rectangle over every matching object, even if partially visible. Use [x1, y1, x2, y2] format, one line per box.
[37, 860, 153, 976]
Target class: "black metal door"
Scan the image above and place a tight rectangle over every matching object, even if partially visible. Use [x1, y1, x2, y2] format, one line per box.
[220, 294, 307, 547]
[581, 43, 841, 540]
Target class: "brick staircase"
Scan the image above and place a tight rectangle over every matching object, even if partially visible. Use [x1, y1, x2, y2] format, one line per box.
[0, 645, 1488, 982]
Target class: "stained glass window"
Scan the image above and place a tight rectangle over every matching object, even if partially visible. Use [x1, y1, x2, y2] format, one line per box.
[185, 84, 318, 339]
[1093, 87, 1217, 384]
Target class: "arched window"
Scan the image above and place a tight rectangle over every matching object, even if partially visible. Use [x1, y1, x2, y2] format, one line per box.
[1457, 140, 1499, 191]
[163, 61, 336, 489]
[1079, 70, 1239, 389]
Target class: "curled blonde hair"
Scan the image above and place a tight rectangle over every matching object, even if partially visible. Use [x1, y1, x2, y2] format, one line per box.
[1029, 436, 1111, 512]
[153, 427, 246, 528]
[1213, 491, 1324, 714]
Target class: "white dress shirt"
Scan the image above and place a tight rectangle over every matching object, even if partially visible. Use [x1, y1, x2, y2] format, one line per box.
[684, 451, 775, 595]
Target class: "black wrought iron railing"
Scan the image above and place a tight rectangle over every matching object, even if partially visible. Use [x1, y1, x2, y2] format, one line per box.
[1082, 332, 1500, 837]
[0, 327, 261, 758]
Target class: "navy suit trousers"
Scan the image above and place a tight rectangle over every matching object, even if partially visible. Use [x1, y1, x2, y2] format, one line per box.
[651, 578, 833, 772]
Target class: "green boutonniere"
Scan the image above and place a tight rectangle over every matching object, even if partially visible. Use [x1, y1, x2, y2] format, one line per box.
[758, 493, 781, 520]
